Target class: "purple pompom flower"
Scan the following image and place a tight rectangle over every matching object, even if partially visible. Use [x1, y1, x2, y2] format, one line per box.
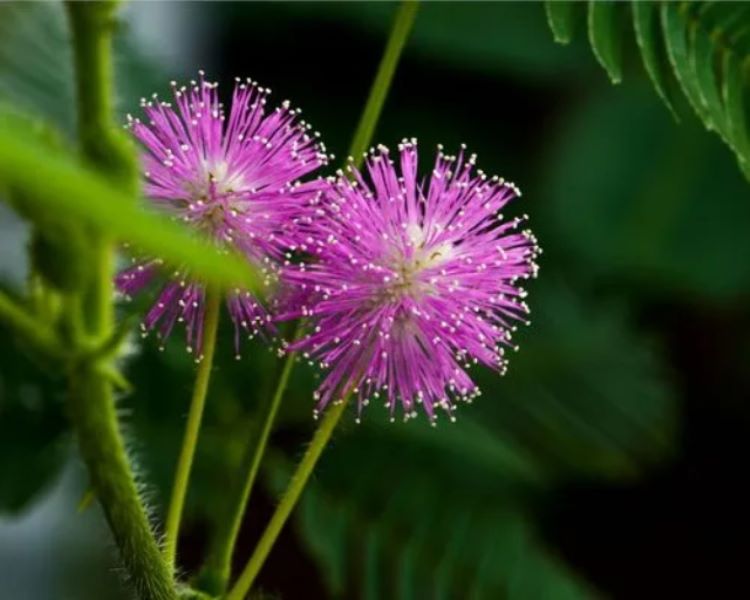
[116, 72, 329, 359]
[284, 140, 539, 423]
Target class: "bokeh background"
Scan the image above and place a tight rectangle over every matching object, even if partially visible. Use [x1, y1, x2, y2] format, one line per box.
[1, 2, 749, 599]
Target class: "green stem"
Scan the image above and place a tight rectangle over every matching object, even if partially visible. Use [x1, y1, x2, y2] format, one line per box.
[225, 399, 349, 600]
[199, 332, 299, 595]
[67, 1, 115, 147]
[69, 367, 178, 600]
[68, 0, 137, 335]
[224, 3, 418, 597]
[164, 289, 222, 572]
[65, 3, 176, 598]
[347, 0, 420, 162]
[68, 0, 116, 335]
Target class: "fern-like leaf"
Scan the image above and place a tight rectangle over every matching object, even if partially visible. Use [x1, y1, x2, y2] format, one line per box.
[588, 0, 625, 84]
[266, 284, 675, 599]
[545, 1, 750, 180]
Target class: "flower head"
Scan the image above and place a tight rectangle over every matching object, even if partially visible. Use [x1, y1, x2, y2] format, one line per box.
[284, 140, 539, 423]
[117, 72, 329, 358]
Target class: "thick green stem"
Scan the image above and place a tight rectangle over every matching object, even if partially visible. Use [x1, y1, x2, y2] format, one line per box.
[199, 335, 298, 595]
[68, 1, 137, 335]
[225, 399, 349, 600]
[69, 367, 177, 600]
[68, 1, 115, 145]
[65, 3, 176, 599]
[68, 0, 114, 335]
[67, 1, 134, 181]
[164, 289, 222, 572]
[224, 3, 418, 597]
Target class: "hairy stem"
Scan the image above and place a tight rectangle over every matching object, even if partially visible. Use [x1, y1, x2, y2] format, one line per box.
[164, 289, 222, 572]
[225, 399, 349, 600]
[69, 367, 177, 600]
[66, 2, 176, 598]
[225, 3, 418, 597]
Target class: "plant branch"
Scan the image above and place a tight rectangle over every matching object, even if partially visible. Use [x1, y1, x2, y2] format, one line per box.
[67, 0, 135, 188]
[164, 288, 222, 572]
[224, 3, 418, 597]
[69, 366, 177, 600]
[347, 0, 419, 162]
[225, 399, 349, 600]
[198, 329, 299, 595]
[67, 0, 136, 335]
[65, 2, 177, 598]
[0, 290, 62, 359]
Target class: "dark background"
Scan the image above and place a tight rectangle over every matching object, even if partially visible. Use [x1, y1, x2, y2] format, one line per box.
[1, 2, 749, 599]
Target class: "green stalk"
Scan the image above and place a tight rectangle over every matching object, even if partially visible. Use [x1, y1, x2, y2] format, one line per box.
[198, 331, 298, 595]
[164, 288, 222, 571]
[65, 3, 177, 598]
[69, 367, 177, 600]
[68, 1, 137, 334]
[67, 1, 135, 185]
[224, 3, 418, 598]
[68, 1, 115, 145]
[68, 0, 114, 335]
[225, 399, 349, 600]
[347, 0, 420, 161]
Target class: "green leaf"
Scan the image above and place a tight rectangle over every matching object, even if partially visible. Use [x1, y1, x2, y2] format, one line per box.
[543, 1, 750, 181]
[267, 281, 674, 599]
[722, 50, 750, 177]
[0, 2, 164, 134]
[0, 109, 89, 294]
[588, 0, 624, 84]
[661, 3, 714, 128]
[632, 1, 681, 118]
[545, 1, 577, 45]
[698, 3, 750, 46]
[0, 3, 75, 133]
[269, 450, 595, 600]
[691, 22, 730, 140]
[0, 119, 262, 295]
[508, 542, 589, 600]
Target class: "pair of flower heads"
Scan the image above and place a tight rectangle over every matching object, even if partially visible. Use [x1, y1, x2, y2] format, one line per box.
[117, 72, 540, 425]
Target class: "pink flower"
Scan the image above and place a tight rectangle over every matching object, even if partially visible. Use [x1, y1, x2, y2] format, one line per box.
[283, 140, 539, 422]
[117, 72, 329, 359]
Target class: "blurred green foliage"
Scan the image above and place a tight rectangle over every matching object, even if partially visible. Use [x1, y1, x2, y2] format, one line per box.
[543, 83, 750, 300]
[0, 320, 68, 513]
[1, 2, 749, 599]
[0, 116, 265, 294]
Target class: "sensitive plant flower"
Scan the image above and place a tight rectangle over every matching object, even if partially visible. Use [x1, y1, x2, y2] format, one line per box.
[116, 72, 330, 359]
[283, 140, 539, 423]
